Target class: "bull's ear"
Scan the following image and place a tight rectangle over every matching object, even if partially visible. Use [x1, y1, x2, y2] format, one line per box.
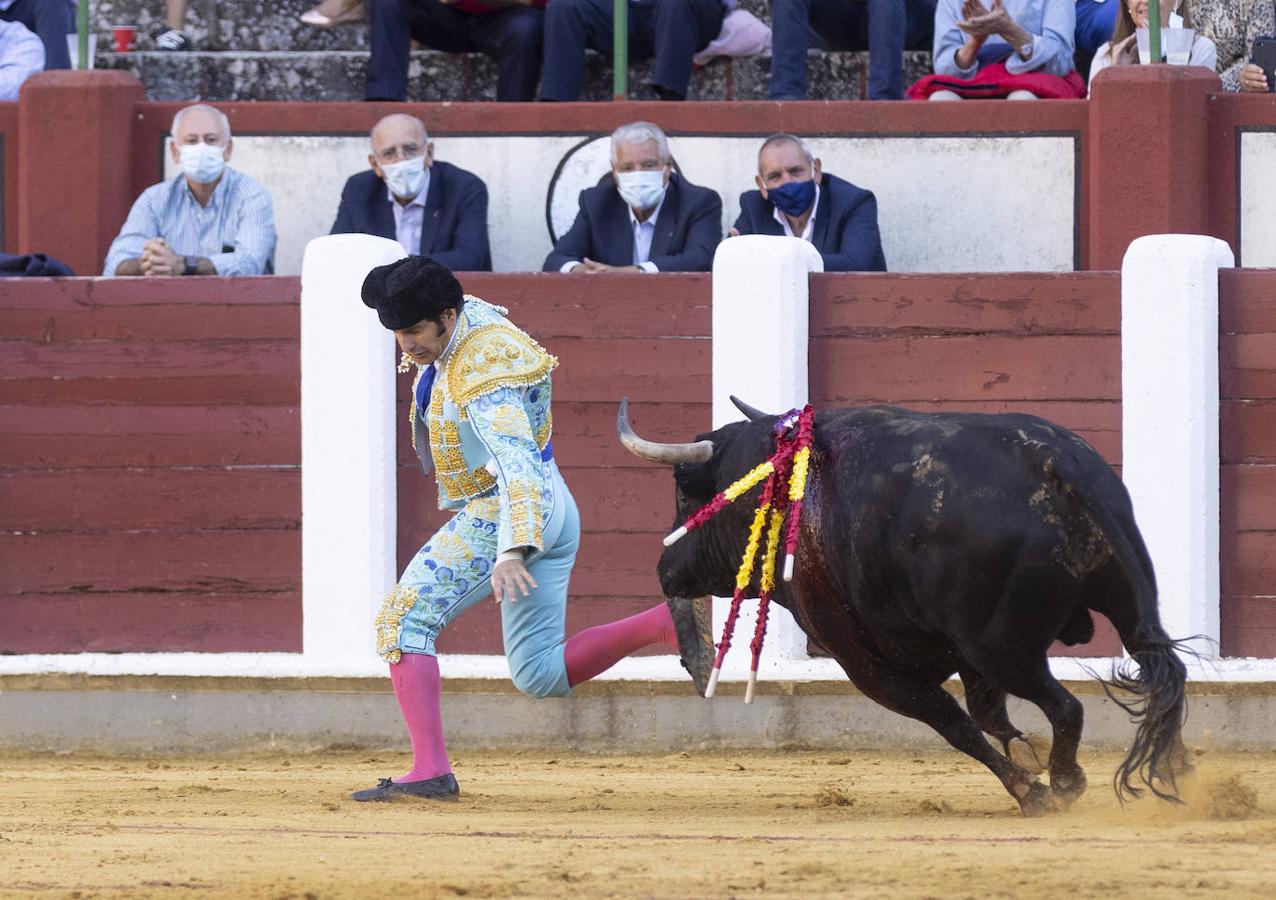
[730, 395, 771, 422]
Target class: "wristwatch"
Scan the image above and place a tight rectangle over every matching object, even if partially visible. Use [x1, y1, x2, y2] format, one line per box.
[1017, 41, 1033, 60]
[183, 255, 199, 276]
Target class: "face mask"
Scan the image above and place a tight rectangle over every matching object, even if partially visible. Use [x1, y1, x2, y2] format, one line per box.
[615, 170, 667, 211]
[178, 142, 226, 184]
[382, 155, 428, 198]
[768, 178, 816, 217]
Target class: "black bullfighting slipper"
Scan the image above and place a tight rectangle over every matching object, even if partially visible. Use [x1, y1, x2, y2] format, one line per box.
[350, 773, 460, 802]
[667, 596, 713, 697]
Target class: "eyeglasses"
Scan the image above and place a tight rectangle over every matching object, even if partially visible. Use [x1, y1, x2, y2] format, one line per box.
[614, 158, 669, 173]
[376, 143, 424, 163]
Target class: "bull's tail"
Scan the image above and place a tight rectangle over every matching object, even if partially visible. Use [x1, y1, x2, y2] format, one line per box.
[1099, 630, 1194, 803]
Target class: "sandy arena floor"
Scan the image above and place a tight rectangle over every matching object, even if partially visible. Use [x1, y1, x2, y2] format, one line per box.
[1, 747, 1273, 899]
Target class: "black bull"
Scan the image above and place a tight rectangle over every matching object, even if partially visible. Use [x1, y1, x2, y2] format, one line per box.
[618, 399, 1192, 817]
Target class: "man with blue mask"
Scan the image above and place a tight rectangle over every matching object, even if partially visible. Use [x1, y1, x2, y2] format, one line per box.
[331, 113, 491, 271]
[730, 133, 887, 273]
[544, 121, 722, 274]
[103, 104, 276, 277]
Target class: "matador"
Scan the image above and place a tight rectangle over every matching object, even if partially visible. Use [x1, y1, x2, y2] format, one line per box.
[352, 256, 712, 802]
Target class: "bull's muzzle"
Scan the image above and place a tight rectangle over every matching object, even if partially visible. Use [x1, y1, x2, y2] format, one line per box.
[616, 398, 714, 465]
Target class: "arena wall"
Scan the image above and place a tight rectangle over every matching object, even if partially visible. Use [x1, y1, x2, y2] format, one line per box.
[1220, 268, 1276, 657]
[1207, 93, 1276, 268]
[4, 269, 1273, 664]
[1, 277, 302, 653]
[0, 102, 16, 254]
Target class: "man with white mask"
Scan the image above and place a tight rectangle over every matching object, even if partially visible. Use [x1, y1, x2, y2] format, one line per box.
[331, 113, 491, 271]
[103, 104, 276, 277]
[544, 121, 721, 274]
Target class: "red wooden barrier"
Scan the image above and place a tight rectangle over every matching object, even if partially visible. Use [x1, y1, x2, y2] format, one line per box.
[809, 271, 1125, 656]
[0, 277, 300, 653]
[1220, 269, 1276, 656]
[3, 271, 1272, 658]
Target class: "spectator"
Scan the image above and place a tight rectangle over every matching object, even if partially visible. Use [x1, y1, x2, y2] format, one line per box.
[730, 133, 886, 272]
[1195, 0, 1275, 91]
[103, 104, 276, 277]
[539, 0, 726, 100]
[0, 18, 43, 98]
[1075, 0, 1119, 72]
[157, 0, 195, 50]
[543, 121, 721, 273]
[364, 0, 544, 102]
[0, 0, 72, 69]
[769, 0, 937, 100]
[1088, 0, 1217, 91]
[909, 0, 1085, 98]
[331, 113, 492, 270]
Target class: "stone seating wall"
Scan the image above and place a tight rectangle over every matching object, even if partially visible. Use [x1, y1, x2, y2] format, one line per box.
[91, 0, 934, 101]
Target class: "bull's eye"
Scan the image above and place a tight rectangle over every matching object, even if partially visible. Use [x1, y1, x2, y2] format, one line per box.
[674, 484, 705, 521]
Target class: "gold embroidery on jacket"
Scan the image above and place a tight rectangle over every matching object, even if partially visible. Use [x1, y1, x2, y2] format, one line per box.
[446, 323, 558, 416]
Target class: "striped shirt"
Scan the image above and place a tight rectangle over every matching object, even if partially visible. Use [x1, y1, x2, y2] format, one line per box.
[0, 20, 43, 101]
[102, 168, 277, 276]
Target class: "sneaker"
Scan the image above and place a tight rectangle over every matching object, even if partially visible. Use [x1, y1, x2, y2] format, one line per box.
[350, 773, 460, 802]
[155, 29, 192, 51]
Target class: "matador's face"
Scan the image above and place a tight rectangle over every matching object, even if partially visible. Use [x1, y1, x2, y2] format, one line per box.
[394, 308, 458, 368]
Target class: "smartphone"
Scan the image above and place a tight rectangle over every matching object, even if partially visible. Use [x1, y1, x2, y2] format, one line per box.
[1252, 37, 1276, 93]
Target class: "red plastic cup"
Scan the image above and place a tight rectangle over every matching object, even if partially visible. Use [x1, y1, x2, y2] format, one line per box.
[112, 25, 138, 53]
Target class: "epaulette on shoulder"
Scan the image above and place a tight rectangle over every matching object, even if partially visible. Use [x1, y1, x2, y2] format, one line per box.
[445, 321, 558, 410]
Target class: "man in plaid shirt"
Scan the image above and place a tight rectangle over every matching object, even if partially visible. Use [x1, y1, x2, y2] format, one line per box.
[103, 104, 276, 278]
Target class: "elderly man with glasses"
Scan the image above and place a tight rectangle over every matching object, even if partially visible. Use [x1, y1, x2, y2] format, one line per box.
[331, 113, 492, 272]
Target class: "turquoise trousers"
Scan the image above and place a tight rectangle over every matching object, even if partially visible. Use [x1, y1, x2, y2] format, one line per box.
[375, 462, 580, 699]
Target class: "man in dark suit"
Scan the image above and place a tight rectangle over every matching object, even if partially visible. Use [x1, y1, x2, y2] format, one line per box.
[543, 121, 722, 273]
[731, 133, 886, 272]
[332, 114, 492, 271]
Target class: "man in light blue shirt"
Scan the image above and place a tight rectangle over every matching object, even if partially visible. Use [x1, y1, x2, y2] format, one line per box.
[0, 18, 43, 100]
[103, 103, 276, 277]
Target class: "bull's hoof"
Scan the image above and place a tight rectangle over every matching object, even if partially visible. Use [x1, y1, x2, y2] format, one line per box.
[1008, 732, 1052, 775]
[1015, 780, 1058, 817]
[666, 596, 713, 697]
[1050, 767, 1087, 808]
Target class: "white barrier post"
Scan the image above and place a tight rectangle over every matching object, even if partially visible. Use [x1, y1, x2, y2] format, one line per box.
[1121, 235, 1232, 659]
[711, 235, 824, 672]
[300, 234, 407, 665]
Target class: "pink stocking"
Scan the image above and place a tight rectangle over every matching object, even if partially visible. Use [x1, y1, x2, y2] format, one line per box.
[389, 652, 452, 783]
[564, 603, 679, 687]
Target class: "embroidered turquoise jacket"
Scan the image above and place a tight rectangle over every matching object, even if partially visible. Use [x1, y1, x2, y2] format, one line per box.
[408, 296, 557, 555]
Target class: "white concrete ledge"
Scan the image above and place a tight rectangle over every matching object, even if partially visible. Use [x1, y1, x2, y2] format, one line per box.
[3, 652, 1275, 682]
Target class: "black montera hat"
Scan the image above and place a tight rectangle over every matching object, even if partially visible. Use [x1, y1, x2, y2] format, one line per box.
[361, 256, 464, 330]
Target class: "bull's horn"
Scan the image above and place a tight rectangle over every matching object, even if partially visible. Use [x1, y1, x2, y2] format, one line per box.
[729, 395, 771, 421]
[617, 397, 713, 465]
